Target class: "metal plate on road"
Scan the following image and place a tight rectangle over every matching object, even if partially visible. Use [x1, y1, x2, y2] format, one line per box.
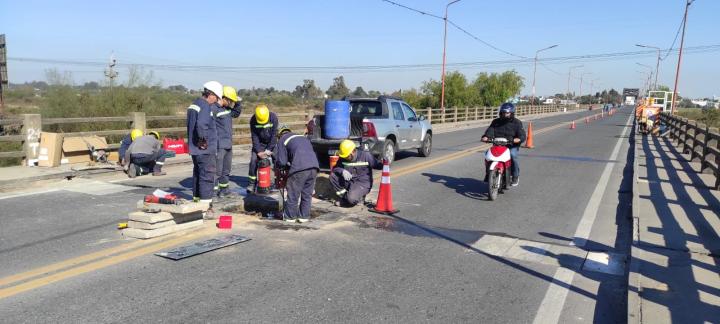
[155, 234, 251, 260]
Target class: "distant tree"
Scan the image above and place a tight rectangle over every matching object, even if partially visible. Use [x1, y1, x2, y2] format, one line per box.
[326, 76, 350, 99]
[168, 84, 188, 92]
[351, 86, 368, 97]
[82, 81, 101, 90]
[367, 90, 382, 97]
[656, 85, 671, 92]
[292, 79, 323, 99]
[472, 70, 524, 107]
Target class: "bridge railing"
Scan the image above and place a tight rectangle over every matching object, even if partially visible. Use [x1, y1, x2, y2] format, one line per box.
[660, 112, 720, 190]
[0, 104, 579, 165]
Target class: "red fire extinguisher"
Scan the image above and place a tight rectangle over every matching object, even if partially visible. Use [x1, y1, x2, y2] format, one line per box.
[256, 158, 273, 194]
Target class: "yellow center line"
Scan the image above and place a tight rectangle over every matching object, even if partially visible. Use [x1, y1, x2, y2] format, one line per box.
[0, 227, 216, 300]
[0, 113, 593, 299]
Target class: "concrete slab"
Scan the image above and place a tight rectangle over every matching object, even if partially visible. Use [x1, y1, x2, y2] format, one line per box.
[121, 219, 204, 239]
[128, 220, 175, 230]
[128, 211, 173, 223]
[136, 200, 210, 214]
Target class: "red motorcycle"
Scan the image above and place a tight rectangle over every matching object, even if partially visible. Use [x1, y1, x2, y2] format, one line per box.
[483, 137, 513, 201]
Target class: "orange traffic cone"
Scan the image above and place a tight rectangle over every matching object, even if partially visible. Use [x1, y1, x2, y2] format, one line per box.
[570, 121, 576, 130]
[524, 122, 534, 149]
[370, 159, 398, 215]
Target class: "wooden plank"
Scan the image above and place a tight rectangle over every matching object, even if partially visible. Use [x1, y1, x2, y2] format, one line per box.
[43, 117, 131, 125]
[0, 151, 24, 158]
[0, 135, 24, 142]
[122, 219, 204, 239]
[63, 130, 129, 137]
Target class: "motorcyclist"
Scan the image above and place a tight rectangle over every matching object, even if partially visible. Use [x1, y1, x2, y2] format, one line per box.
[481, 102, 526, 186]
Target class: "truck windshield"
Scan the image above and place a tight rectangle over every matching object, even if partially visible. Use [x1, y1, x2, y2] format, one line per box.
[350, 101, 383, 117]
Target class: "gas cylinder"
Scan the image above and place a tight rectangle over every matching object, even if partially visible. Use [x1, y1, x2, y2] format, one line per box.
[256, 158, 273, 194]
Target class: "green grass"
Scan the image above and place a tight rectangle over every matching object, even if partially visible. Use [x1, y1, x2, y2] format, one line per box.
[675, 108, 720, 129]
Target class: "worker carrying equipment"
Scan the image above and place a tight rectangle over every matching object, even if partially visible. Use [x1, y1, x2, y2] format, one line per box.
[247, 104, 278, 192]
[123, 133, 167, 178]
[330, 139, 383, 207]
[213, 85, 242, 197]
[187, 81, 221, 204]
[274, 124, 319, 222]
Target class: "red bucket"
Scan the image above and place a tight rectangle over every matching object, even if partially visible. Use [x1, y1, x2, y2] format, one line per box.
[217, 215, 232, 229]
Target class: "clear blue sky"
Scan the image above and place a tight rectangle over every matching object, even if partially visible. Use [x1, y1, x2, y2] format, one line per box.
[2, 0, 718, 98]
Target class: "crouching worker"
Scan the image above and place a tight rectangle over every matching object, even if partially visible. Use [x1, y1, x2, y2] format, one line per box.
[274, 124, 319, 223]
[123, 131, 166, 178]
[119, 129, 143, 165]
[330, 140, 382, 207]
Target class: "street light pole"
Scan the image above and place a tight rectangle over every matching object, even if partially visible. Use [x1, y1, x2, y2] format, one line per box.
[440, 0, 461, 117]
[530, 44, 558, 106]
[671, 0, 694, 115]
[567, 65, 583, 100]
[636, 44, 661, 90]
[579, 72, 591, 101]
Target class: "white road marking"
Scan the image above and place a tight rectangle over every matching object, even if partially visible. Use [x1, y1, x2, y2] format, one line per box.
[532, 112, 633, 324]
[582, 252, 625, 275]
[0, 188, 61, 200]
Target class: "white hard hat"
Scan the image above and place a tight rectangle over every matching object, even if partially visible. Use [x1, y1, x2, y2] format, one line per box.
[203, 81, 223, 98]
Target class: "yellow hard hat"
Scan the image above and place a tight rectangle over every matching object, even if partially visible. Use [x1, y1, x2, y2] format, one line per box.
[130, 129, 143, 141]
[255, 104, 270, 124]
[277, 124, 292, 138]
[148, 131, 160, 140]
[338, 140, 356, 158]
[223, 86, 239, 102]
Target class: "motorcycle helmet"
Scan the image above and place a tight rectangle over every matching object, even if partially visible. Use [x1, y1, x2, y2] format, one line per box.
[498, 102, 516, 119]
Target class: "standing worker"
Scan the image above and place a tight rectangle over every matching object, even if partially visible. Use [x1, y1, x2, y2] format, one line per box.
[187, 81, 221, 204]
[123, 131, 166, 178]
[481, 102, 525, 186]
[213, 86, 242, 197]
[274, 124, 319, 223]
[247, 104, 278, 192]
[119, 129, 143, 165]
[330, 140, 383, 207]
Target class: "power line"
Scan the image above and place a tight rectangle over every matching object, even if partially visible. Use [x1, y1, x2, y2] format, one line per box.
[9, 44, 720, 74]
[380, 0, 526, 59]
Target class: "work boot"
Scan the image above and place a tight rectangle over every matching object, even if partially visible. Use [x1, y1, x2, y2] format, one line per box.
[297, 217, 310, 223]
[127, 164, 137, 178]
[152, 171, 166, 176]
[217, 187, 231, 198]
[511, 176, 519, 187]
[246, 180, 256, 193]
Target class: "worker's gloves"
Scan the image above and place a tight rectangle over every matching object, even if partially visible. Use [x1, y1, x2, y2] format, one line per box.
[198, 138, 208, 150]
[258, 150, 273, 159]
[342, 169, 353, 181]
[264, 150, 272, 156]
[513, 138, 521, 144]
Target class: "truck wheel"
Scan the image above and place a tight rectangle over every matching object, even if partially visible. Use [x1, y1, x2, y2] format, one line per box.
[382, 139, 396, 164]
[418, 133, 432, 157]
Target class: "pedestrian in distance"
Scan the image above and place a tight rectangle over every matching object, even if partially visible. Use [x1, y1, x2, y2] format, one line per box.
[273, 124, 319, 223]
[123, 131, 166, 178]
[481, 102, 526, 186]
[213, 85, 242, 197]
[247, 104, 278, 192]
[187, 81, 221, 204]
[330, 140, 383, 207]
[119, 129, 143, 165]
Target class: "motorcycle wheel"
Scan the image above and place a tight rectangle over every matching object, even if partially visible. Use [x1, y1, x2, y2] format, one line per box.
[488, 170, 500, 201]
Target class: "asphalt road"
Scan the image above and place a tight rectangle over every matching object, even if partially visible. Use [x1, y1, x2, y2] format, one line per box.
[0, 107, 634, 323]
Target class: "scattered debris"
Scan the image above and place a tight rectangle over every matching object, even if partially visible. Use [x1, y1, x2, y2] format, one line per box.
[155, 234, 251, 260]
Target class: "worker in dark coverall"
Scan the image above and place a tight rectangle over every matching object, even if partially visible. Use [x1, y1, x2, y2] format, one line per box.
[481, 102, 526, 186]
[247, 104, 278, 192]
[330, 139, 383, 207]
[187, 81, 221, 204]
[123, 131, 166, 178]
[213, 85, 242, 197]
[274, 124, 319, 223]
[119, 129, 143, 165]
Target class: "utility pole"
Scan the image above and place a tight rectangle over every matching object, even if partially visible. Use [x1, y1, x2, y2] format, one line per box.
[671, 0, 694, 115]
[579, 72, 592, 103]
[636, 44, 662, 90]
[567, 65, 583, 100]
[0, 34, 7, 116]
[104, 53, 118, 107]
[440, 0, 461, 117]
[531, 44, 558, 106]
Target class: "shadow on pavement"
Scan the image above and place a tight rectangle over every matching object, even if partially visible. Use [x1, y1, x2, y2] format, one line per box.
[421, 172, 488, 200]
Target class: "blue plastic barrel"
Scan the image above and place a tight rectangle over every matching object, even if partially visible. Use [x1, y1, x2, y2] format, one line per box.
[324, 100, 351, 139]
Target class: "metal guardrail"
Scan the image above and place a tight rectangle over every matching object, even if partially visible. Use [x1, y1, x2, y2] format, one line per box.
[659, 112, 720, 190]
[0, 104, 578, 165]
